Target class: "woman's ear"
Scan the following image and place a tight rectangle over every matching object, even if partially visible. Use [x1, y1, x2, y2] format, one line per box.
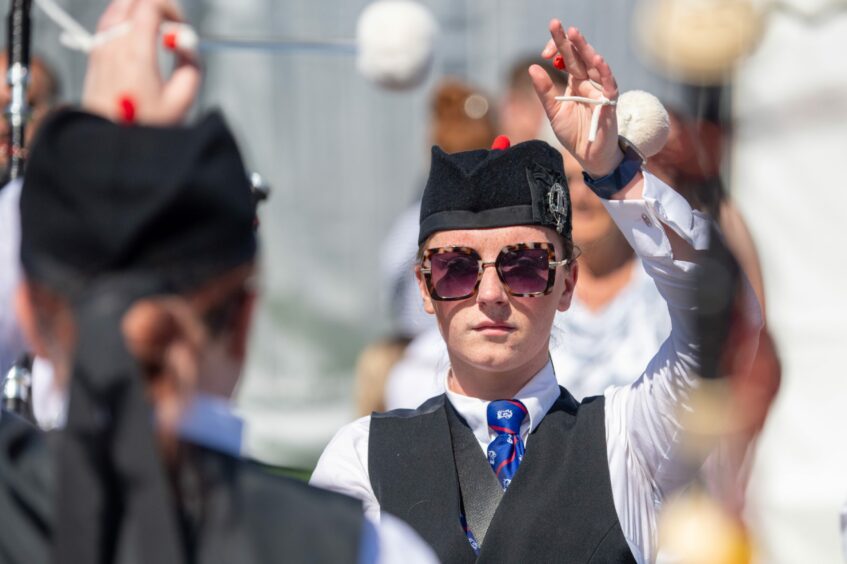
[415, 265, 436, 315]
[556, 260, 578, 312]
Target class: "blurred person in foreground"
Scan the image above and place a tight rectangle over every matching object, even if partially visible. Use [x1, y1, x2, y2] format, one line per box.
[0, 1, 437, 563]
[648, 106, 766, 312]
[384, 58, 670, 409]
[646, 105, 778, 529]
[312, 19, 763, 562]
[0, 53, 61, 375]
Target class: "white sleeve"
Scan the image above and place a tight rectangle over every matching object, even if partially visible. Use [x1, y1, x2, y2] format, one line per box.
[601, 171, 711, 563]
[310, 415, 382, 522]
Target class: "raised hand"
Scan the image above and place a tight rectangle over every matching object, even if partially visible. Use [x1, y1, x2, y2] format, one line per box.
[529, 19, 622, 178]
[82, 0, 201, 125]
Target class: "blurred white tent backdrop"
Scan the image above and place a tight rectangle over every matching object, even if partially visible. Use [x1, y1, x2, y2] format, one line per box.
[8, 0, 688, 465]
[732, 2, 847, 562]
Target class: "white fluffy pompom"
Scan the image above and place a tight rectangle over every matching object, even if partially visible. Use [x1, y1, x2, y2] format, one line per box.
[356, 0, 438, 90]
[616, 90, 670, 158]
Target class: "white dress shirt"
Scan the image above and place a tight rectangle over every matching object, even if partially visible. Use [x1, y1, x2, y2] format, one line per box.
[312, 171, 717, 564]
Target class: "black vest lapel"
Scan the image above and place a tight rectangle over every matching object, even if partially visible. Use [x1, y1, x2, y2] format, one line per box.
[478, 390, 635, 563]
[369, 396, 476, 564]
[445, 402, 503, 548]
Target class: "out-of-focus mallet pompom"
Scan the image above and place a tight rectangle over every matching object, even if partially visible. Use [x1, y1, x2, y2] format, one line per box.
[634, 0, 763, 85]
[616, 90, 670, 158]
[356, 0, 438, 90]
[659, 492, 752, 564]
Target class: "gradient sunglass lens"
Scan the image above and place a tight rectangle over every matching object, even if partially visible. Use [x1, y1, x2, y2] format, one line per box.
[497, 248, 550, 294]
[430, 251, 481, 299]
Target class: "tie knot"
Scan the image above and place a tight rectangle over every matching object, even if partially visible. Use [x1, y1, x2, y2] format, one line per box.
[487, 399, 527, 435]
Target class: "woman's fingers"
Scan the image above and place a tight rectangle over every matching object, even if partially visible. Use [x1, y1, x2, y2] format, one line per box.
[593, 54, 618, 100]
[541, 21, 619, 100]
[541, 38, 557, 59]
[569, 27, 615, 88]
[155, 0, 184, 23]
[546, 21, 618, 98]
[96, 0, 136, 32]
[134, 0, 183, 49]
[86, 0, 199, 124]
[566, 27, 600, 69]
[528, 64, 561, 123]
[162, 55, 201, 122]
[548, 19, 587, 79]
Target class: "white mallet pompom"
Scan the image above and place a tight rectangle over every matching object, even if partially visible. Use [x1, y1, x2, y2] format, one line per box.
[616, 90, 670, 158]
[356, 0, 438, 90]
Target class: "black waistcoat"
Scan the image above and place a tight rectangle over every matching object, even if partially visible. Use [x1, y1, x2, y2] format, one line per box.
[0, 412, 365, 564]
[115, 446, 368, 564]
[369, 389, 636, 563]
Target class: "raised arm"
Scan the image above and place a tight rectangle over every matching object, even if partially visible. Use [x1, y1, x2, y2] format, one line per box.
[530, 20, 764, 560]
[530, 16, 713, 480]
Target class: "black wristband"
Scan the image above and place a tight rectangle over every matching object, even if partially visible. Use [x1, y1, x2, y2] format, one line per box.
[582, 140, 643, 200]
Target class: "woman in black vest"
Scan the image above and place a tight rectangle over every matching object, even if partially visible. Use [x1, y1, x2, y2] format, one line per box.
[312, 19, 755, 563]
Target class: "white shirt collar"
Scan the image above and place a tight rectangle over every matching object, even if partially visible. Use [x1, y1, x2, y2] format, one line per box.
[444, 360, 561, 449]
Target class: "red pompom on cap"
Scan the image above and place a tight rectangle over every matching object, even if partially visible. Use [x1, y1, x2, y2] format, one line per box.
[553, 54, 566, 71]
[491, 135, 511, 150]
[117, 95, 136, 125]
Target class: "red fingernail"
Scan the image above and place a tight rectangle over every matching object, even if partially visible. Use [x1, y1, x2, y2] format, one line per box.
[163, 32, 178, 50]
[553, 54, 566, 71]
[118, 95, 136, 124]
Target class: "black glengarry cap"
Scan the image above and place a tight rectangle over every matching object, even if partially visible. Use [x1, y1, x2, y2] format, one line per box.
[20, 109, 257, 296]
[418, 139, 571, 245]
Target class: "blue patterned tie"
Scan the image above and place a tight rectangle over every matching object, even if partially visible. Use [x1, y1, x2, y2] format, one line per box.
[486, 399, 527, 490]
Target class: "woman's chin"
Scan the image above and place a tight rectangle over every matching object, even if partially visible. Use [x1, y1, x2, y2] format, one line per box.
[463, 351, 534, 377]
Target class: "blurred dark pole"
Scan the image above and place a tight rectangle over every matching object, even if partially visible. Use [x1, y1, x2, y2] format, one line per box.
[1, 0, 33, 423]
[697, 226, 741, 381]
[685, 84, 729, 125]
[3, 0, 33, 185]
